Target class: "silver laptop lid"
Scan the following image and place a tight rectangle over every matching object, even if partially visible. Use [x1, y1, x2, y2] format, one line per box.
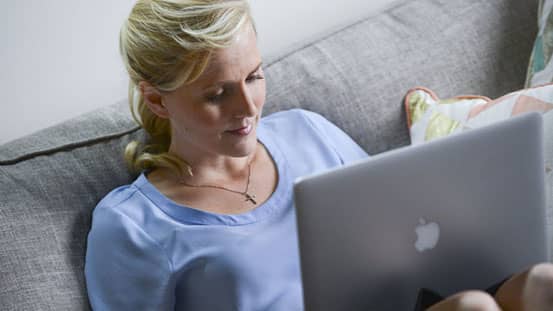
[294, 113, 547, 311]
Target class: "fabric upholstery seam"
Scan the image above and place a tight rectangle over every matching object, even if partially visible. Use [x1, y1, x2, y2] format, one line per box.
[0, 126, 142, 166]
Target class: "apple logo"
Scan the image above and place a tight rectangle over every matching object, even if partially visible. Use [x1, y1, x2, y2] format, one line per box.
[414, 218, 440, 252]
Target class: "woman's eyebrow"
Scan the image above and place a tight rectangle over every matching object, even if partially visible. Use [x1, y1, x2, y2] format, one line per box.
[249, 62, 263, 75]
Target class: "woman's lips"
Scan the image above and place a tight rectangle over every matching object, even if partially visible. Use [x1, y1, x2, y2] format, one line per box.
[226, 124, 252, 136]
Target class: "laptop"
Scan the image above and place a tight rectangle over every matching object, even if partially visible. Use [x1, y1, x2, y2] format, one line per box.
[293, 112, 547, 311]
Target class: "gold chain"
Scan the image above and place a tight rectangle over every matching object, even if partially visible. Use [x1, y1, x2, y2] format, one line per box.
[179, 162, 257, 205]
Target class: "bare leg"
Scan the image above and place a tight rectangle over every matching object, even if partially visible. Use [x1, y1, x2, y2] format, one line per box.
[493, 262, 553, 311]
[493, 269, 527, 310]
[426, 263, 553, 310]
[521, 263, 553, 311]
[428, 290, 502, 311]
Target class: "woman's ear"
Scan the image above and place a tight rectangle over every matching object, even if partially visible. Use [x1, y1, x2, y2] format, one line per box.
[138, 81, 169, 119]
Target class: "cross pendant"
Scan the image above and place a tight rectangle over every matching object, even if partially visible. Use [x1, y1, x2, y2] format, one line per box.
[244, 193, 257, 205]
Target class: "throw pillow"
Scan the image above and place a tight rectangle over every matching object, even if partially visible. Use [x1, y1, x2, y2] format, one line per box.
[405, 85, 553, 144]
[404, 84, 553, 258]
[526, 0, 553, 87]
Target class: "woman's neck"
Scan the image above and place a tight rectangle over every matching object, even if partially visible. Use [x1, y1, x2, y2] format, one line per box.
[166, 142, 259, 185]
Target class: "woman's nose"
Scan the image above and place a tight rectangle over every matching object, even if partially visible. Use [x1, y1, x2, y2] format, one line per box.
[233, 83, 257, 118]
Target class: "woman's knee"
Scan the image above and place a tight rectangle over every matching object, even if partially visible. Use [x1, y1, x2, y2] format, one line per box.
[430, 290, 500, 311]
[527, 262, 553, 287]
[455, 291, 501, 311]
[524, 262, 553, 305]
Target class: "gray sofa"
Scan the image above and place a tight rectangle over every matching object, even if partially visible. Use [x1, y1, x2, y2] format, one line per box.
[0, 0, 539, 309]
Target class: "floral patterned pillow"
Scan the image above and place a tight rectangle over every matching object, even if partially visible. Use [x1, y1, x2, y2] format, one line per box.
[405, 85, 553, 144]
[526, 0, 553, 87]
[404, 84, 553, 257]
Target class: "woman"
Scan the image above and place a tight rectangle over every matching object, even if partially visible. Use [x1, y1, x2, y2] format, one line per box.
[84, 0, 553, 310]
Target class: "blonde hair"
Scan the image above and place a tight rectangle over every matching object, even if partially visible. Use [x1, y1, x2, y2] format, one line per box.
[120, 0, 253, 176]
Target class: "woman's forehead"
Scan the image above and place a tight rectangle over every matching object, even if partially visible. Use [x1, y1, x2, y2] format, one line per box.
[194, 26, 261, 85]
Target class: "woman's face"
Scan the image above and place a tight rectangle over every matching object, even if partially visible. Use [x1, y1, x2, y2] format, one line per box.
[160, 23, 265, 162]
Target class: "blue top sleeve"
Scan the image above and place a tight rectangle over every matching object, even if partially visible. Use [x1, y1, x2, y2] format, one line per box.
[85, 206, 175, 310]
[300, 109, 369, 163]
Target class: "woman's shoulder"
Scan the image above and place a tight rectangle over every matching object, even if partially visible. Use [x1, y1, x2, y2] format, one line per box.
[95, 182, 138, 212]
[260, 108, 356, 144]
[260, 108, 335, 136]
[259, 108, 369, 164]
[92, 175, 151, 224]
[89, 175, 165, 243]
[261, 108, 323, 124]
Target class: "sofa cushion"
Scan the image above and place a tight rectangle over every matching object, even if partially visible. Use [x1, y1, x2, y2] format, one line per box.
[0, 101, 143, 310]
[0, 101, 139, 164]
[0, 0, 539, 309]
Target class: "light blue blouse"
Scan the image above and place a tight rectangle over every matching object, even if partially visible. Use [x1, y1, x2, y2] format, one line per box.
[85, 109, 369, 310]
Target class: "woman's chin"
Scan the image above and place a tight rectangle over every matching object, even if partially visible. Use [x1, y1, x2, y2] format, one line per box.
[236, 136, 257, 157]
[228, 134, 258, 158]
[219, 124, 259, 157]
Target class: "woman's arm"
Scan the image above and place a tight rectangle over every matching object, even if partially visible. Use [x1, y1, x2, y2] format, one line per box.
[300, 109, 370, 162]
[85, 207, 175, 310]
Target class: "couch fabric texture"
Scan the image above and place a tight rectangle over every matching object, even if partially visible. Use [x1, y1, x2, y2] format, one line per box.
[0, 0, 539, 309]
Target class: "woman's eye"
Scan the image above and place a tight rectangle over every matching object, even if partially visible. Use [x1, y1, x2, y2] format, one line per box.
[206, 90, 224, 102]
[246, 74, 264, 83]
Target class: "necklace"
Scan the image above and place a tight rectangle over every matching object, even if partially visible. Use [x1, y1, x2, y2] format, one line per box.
[179, 162, 257, 205]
